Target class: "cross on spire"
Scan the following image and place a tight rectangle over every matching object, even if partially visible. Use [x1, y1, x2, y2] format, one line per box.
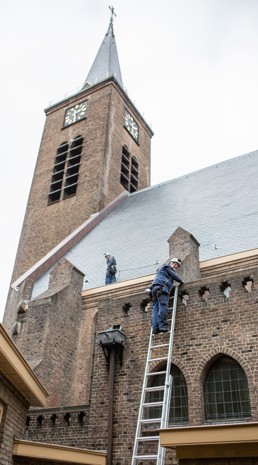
[82, 4, 123, 89]
[109, 5, 116, 24]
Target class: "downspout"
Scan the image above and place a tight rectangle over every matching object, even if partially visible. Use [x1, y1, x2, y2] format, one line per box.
[107, 346, 115, 465]
[98, 326, 126, 465]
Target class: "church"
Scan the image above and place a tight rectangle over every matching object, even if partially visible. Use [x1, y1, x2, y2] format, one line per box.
[1, 8, 258, 465]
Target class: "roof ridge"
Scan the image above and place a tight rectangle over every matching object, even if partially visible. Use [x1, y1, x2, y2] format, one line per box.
[128, 149, 258, 196]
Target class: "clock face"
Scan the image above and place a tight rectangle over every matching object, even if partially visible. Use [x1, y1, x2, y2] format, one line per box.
[124, 110, 139, 142]
[64, 101, 87, 127]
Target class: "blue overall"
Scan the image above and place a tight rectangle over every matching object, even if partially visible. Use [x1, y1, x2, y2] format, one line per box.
[105, 256, 117, 284]
[151, 264, 183, 332]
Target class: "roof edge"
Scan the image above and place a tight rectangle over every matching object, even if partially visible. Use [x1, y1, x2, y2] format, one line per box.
[159, 422, 258, 459]
[139, 149, 258, 194]
[200, 247, 258, 268]
[81, 248, 258, 302]
[12, 192, 128, 291]
[13, 439, 106, 465]
[0, 324, 48, 406]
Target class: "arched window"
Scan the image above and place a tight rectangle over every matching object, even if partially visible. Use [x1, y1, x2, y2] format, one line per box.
[48, 136, 83, 204]
[148, 365, 188, 425]
[120, 145, 138, 193]
[204, 356, 251, 422]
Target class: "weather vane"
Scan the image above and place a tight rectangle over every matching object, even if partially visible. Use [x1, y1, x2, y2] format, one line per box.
[109, 5, 116, 24]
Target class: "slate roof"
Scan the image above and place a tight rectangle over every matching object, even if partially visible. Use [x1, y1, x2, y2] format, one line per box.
[82, 21, 123, 89]
[31, 149, 258, 298]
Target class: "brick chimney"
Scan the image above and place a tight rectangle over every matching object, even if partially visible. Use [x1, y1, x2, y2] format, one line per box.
[167, 226, 201, 282]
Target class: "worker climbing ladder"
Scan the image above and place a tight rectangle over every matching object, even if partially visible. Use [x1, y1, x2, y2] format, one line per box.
[131, 284, 179, 465]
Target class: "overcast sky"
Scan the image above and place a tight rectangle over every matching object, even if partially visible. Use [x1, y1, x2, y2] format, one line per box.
[1, 0, 258, 322]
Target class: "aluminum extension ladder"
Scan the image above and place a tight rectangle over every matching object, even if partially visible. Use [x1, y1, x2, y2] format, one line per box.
[131, 284, 179, 465]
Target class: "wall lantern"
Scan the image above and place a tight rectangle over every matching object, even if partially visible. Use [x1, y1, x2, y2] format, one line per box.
[98, 324, 126, 365]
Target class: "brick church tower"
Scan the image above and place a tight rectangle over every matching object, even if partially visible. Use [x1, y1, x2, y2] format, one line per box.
[10, 13, 153, 284]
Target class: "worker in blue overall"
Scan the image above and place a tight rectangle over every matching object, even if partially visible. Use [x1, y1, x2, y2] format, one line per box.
[104, 253, 117, 284]
[150, 258, 184, 334]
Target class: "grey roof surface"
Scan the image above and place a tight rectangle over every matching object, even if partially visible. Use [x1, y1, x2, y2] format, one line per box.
[82, 21, 123, 89]
[32, 150, 258, 299]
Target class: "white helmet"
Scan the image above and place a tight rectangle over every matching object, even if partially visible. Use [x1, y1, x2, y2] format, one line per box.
[169, 258, 181, 266]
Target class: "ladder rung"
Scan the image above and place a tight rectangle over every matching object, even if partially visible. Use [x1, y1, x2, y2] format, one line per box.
[151, 343, 169, 349]
[137, 436, 159, 442]
[142, 401, 163, 407]
[140, 417, 161, 424]
[147, 371, 166, 376]
[152, 330, 171, 335]
[145, 386, 165, 392]
[149, 356, 168, 362]
[134, 455, 158, 461]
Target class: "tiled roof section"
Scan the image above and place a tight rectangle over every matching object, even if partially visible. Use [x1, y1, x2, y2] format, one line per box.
[82, 21, 123, 89]
[32, 150, 258, 298]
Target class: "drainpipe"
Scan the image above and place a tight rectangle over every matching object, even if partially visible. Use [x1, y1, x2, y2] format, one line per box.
[98, 326, 126, 465]
[107, 346, 115, 465]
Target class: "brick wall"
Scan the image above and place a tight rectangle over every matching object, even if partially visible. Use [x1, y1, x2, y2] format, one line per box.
[24, 405, 89, 448]
[84, 265, 258, 463]
[15, 261, 258, 465]
[0, 374, 29, 465]
[13, 262, 89, 407]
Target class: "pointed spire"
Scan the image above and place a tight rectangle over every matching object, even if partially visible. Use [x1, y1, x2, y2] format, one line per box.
[82, 6, 123, 90]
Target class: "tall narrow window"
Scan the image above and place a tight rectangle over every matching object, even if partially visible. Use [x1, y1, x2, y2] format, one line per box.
[120, 145, 130, 191]
[48, 137, 83, 204]
[120, 145, 139, 193]
[204, 356, 251, 422]
[130, 156, 139, 192]
[64, 136, 83, 198]
[147, 365, 188, 425]
[48, 142, 68, 203]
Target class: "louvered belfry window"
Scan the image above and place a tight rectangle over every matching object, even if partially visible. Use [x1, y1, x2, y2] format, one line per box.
[120, 145, 138, 193]
[48, 136, 83, 204]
